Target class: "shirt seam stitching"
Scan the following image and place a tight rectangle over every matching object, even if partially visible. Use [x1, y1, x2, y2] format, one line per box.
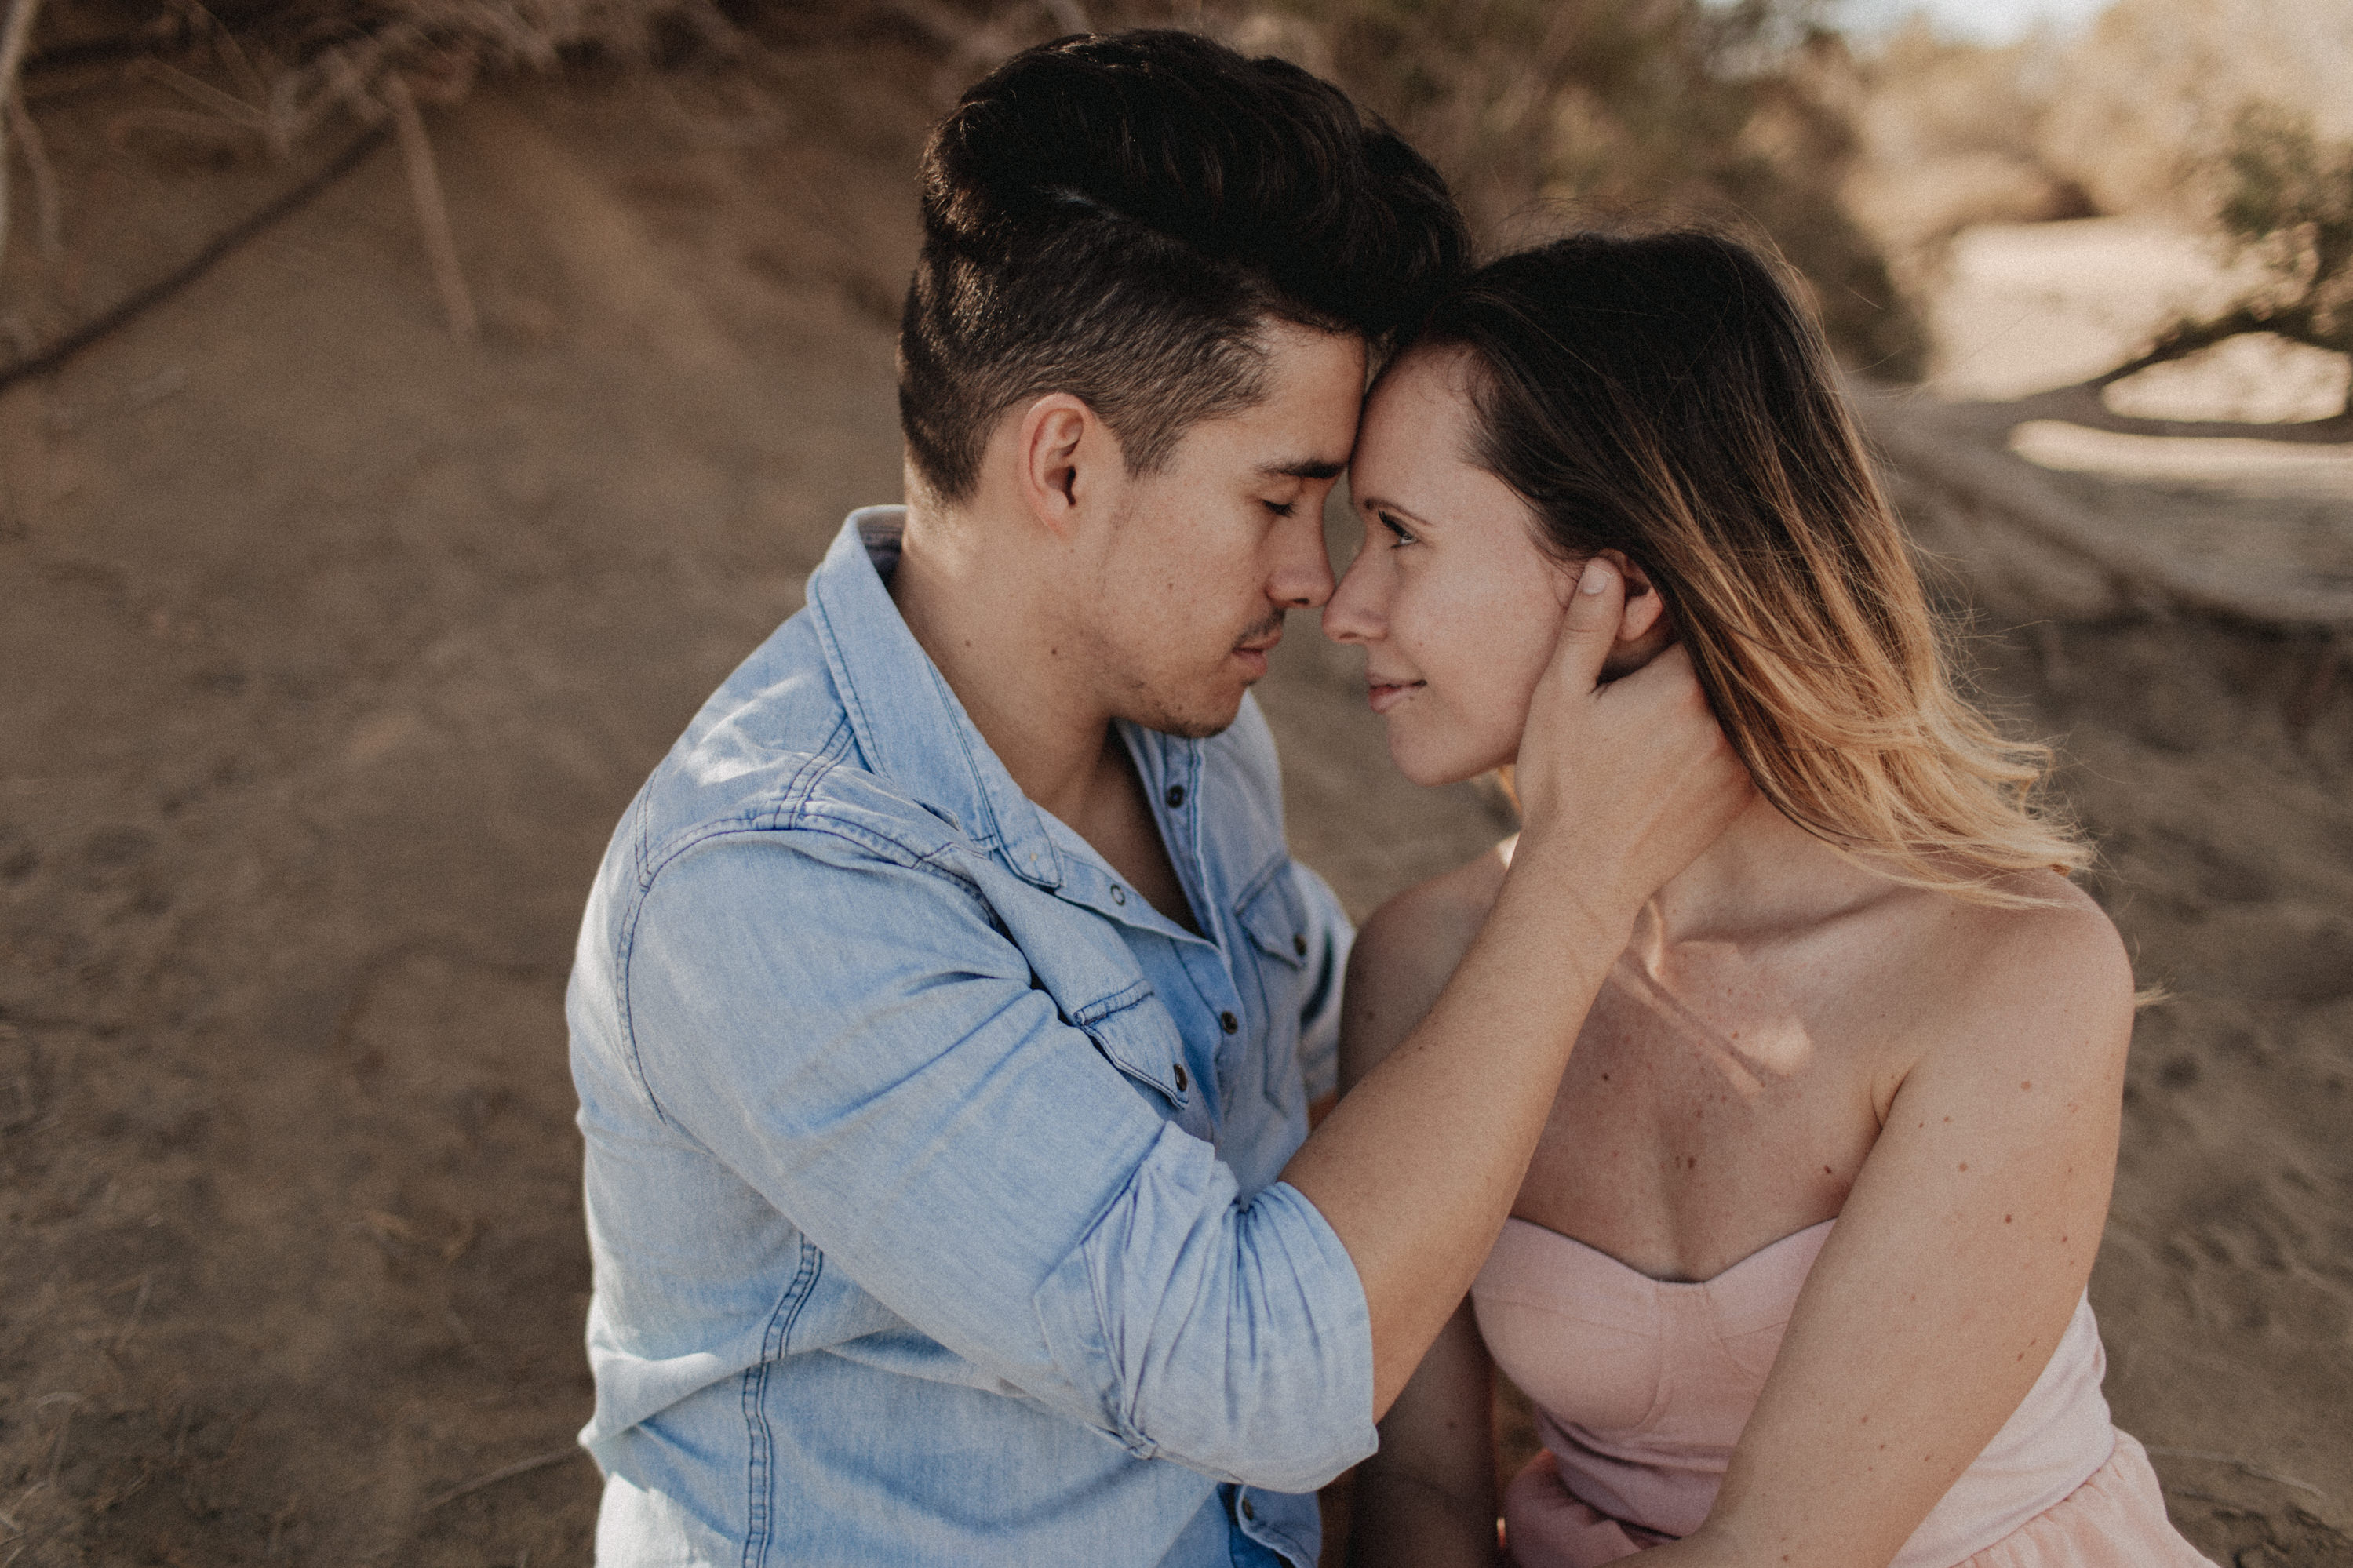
[615, 793, 990, 1126]
[739, 1236, 824, 1568]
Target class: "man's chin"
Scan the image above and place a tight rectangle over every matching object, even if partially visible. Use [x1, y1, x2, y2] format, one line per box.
[1125, 685, 1247, 741]
[1136, 709, 1241, 742]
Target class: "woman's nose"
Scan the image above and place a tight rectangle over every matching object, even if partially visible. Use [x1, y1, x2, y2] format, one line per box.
[1322, 551, 1384, 645]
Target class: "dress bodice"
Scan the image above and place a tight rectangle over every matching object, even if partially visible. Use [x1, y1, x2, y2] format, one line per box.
[1470, 1216, 2116, 1567]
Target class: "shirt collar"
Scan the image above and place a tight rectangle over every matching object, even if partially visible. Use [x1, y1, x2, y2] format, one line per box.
[807, 508, 1068, 890]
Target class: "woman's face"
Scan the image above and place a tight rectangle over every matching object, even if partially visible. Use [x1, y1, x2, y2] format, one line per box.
[1326, 348, 1579, 788]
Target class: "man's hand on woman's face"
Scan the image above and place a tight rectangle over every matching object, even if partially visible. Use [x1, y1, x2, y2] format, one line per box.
[1508, 557, 1751, 933]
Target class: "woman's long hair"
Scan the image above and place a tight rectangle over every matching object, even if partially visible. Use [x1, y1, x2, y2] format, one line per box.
[1415, 226, 2086, 904]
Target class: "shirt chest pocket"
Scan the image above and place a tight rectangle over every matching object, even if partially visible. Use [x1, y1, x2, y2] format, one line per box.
[1067, 981, 1209, 1138]
[1234, 862, 1310, 1102]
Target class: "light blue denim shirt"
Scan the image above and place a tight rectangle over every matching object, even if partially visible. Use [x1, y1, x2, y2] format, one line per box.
[568, 508, 1374, 1566]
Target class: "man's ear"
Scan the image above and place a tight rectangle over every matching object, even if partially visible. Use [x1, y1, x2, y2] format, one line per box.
[1014, 393, 1109, 541]
[1597, 548, 1677, 681]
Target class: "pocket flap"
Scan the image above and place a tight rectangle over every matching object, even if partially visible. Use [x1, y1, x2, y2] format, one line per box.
[1235, 861, 1309, 969]
[1072, 982, 1193, 1107]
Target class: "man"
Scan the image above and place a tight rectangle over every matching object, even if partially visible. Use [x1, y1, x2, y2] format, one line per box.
[568, 30, 1745, 1566]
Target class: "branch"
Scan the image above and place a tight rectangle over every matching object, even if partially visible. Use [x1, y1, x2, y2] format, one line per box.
[2089, 301, 2347, 392]
[383, 73, 476, 339]
[421, 1446, 582, 1512]
[5, 92, 57, 261]
[0, 0, 47, 273]
[1964, 298, 2353, 443]
[0, 126, 389, 392]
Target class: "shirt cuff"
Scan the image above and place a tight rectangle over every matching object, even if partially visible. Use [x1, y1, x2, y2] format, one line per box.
[1031, 1120, 1377, 1492]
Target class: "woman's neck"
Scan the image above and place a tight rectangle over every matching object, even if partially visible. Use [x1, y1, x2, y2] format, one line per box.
[1630, 793, 1896, 959]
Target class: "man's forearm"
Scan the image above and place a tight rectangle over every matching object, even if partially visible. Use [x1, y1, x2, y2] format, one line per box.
[1280, 836, 1629, 1416]
[1288, 563, 1747, 1417]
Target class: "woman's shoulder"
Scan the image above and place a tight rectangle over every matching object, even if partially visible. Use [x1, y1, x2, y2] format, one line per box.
[1361, 836, 1515, 957]
[1339, 838, 1515, 1084]
[1919, 869, 2131, 998]
[1874, 868, 2136, 1084]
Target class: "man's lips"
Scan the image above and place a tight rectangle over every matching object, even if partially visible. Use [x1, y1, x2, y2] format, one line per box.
[1233, 611, 1285, 652]
[1367, 678, 1423, 715]
[1231, 620, 1284, 675]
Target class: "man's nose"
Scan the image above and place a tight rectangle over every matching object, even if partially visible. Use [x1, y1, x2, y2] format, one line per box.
[1269, 511, 1337, 610]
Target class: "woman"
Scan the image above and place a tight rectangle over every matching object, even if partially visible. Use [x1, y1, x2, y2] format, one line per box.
[1328, 228, 2210, 1568]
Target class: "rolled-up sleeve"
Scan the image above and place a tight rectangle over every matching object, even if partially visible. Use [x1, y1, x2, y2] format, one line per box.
[1034, 1126, 1372, 1491]
[619, 821, 1376, 1489]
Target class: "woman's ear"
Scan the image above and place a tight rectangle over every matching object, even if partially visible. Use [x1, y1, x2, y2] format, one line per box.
[1609, 550, 1665, 641]
[1597, 548, 1676, 680]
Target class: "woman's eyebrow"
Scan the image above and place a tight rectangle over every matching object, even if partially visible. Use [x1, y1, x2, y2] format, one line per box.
[1356, 494, 1436, 529]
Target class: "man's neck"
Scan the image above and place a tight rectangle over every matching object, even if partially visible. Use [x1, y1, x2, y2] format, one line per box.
[888, 501, 1117, 831]
[891, 500, 1196, 929]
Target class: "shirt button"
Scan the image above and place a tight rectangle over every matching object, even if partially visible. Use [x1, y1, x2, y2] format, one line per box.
[1292, 933, 1307, 957]
[1172, 1062, 1189, 1091]
[1165, 784, 1186, 809]
[1109, 886, 1126, 905]
[1239, 1497, 1255, 1522]
[1219, 1011, 1238, 1035]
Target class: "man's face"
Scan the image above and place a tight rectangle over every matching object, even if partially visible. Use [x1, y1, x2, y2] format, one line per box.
[1075, 324, 1367, 738]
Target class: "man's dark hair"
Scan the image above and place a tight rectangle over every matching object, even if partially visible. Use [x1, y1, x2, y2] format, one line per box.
[898, 30, 1470, 504]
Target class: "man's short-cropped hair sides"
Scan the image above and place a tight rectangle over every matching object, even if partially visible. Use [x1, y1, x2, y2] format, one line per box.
[898, 30, 1470, 505]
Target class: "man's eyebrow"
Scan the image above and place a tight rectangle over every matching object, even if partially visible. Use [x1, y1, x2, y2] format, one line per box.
[1260, 458, 1347, 482]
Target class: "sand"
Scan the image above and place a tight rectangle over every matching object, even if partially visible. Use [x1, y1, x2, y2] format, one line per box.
[0, 56, 2346, 1568]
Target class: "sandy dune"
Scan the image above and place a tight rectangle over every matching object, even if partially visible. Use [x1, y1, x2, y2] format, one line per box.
[0, 60, 2346, 1568]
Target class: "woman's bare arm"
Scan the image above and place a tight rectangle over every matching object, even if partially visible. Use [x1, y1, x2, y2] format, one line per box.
[1641, 890, 2135, 1568]
[1336, 869, 1510, 1567]
[1350, 1301, 1502, 1568]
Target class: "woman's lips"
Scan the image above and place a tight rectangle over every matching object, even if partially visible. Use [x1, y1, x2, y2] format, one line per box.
[1367, 680, 1422, 715]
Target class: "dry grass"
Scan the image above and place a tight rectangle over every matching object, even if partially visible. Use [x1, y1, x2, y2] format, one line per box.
[5, 0, 1929, 376]
[13, 0, 2351, 387]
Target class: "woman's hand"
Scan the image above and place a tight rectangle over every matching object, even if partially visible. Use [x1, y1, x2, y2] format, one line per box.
[1506, 559, 1749, 944]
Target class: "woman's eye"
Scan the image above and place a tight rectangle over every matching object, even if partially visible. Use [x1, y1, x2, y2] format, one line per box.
[1264, 500, 1296, 518]
[1378, 512, 1417, 547]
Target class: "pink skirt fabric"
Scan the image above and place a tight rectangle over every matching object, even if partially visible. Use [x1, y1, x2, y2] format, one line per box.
[1502, 1432, 2216, 1568]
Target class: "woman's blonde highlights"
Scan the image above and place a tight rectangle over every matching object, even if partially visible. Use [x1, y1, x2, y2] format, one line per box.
[1422, 227, 2085, 905]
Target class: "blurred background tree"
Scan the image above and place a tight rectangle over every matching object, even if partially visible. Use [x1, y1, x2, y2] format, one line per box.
[2086, 105, 2353, 423]
[1226, 0, 1929, 376]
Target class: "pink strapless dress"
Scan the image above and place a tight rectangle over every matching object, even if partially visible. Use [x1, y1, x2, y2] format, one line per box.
[1470, 1217, 2214, 1568]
